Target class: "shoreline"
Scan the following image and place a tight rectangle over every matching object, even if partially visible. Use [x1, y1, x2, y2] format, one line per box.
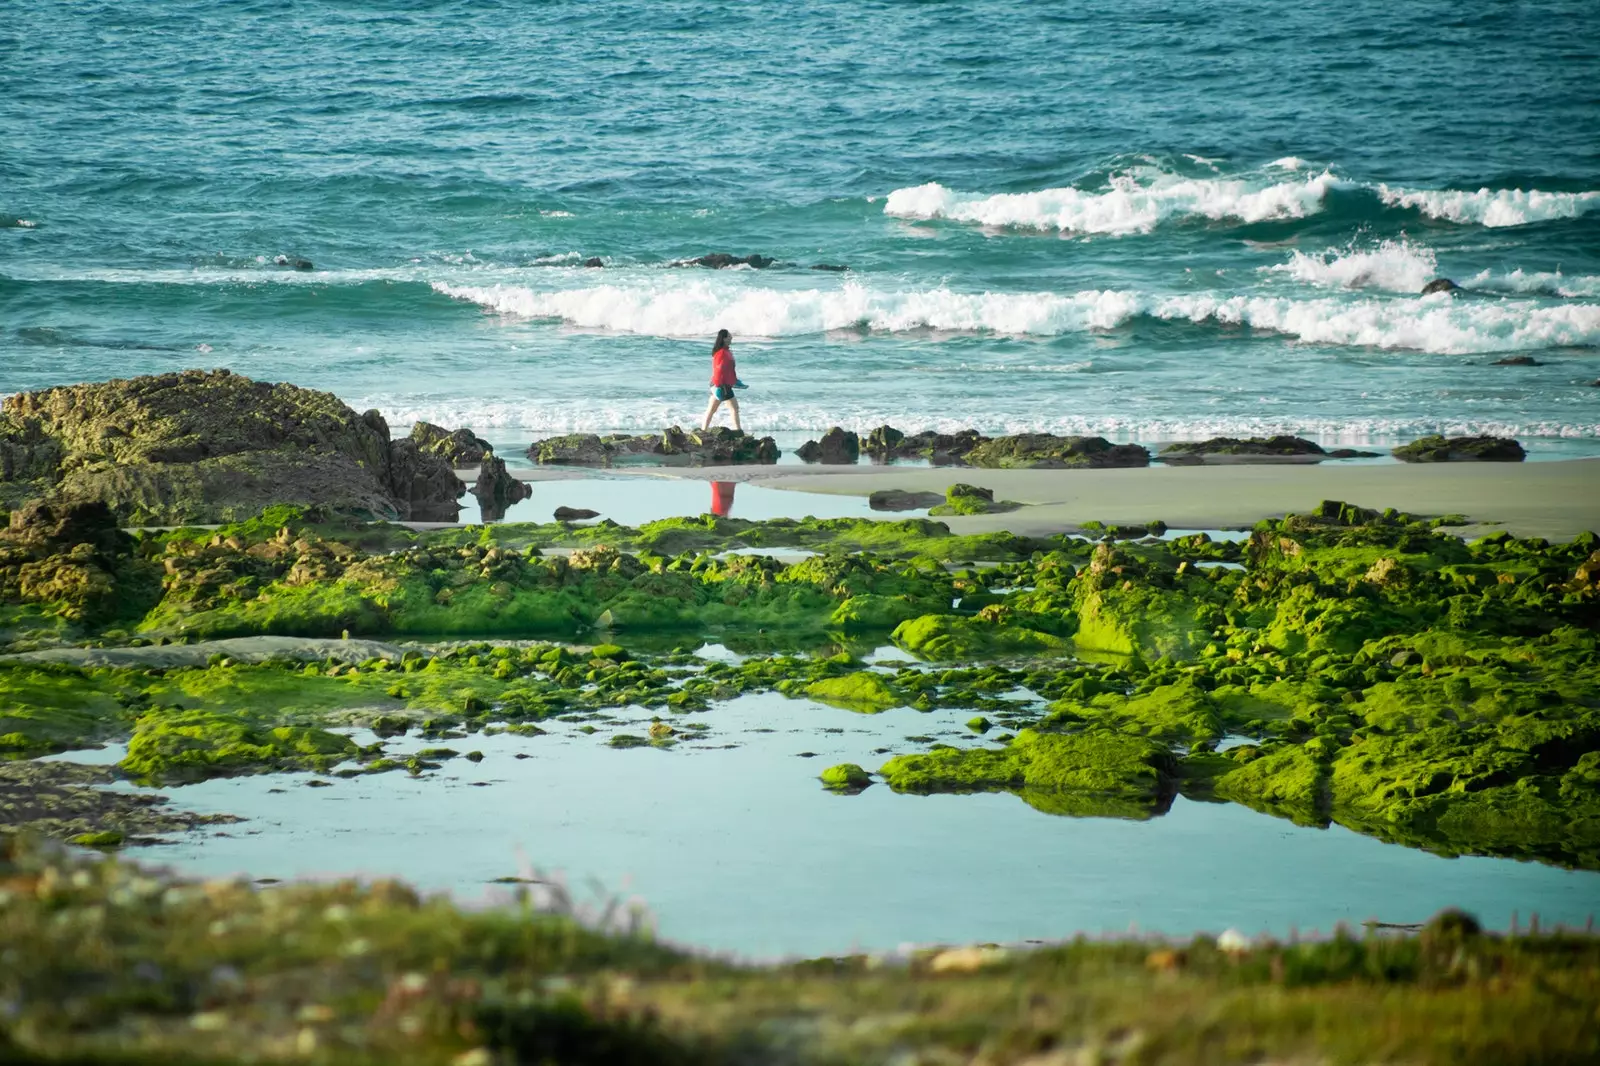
[497, 457, 1600, 542]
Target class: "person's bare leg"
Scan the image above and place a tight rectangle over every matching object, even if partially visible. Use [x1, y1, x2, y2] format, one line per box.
[727, 397, 741, 431]
[702, 395, 721, 430]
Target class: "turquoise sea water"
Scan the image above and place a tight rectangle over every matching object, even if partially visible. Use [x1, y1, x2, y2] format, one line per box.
[4, 0, 1598, 450]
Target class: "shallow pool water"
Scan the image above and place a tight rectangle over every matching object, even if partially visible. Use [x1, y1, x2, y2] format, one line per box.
[459, 476, 926, 527]
[118, 691, 1599, 960]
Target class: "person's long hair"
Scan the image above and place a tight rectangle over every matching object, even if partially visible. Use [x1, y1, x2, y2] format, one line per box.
[712, 328, 731, 354]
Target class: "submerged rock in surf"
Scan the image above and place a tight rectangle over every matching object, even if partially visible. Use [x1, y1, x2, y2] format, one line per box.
[1421, 277, 1460, 295]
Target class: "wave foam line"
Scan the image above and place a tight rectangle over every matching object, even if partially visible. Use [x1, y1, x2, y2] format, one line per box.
[353, 396, 1600, 443]
[1377, 185, 1600, 228]
[435, 279, 1600, 354]
[1270, 239, 1438, 292]
[884, 171, 1341, 235]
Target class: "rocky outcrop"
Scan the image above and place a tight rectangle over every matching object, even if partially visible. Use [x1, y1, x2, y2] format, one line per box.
[1392, 435, 1526, 463]
[1492, 356, 1541, 367]
[930, 484, 1022, 517]
[0, 370, 463, 523]
[0, 500, 138, 626]
[960, 434, 1150, 470]
[1421, 278, 1461, 295]
[527, 426, 779, 466]
[1157, 436, 1380, 463]
[553, 506, 600, 521]
[470, 454, 532, 521]
[868, 489, 945, 512]
[796, 427, 860, 464]
[409, 421, 490, 466]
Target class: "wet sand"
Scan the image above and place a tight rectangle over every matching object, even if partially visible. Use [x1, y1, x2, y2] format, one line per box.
[724, 458, 1600, 541]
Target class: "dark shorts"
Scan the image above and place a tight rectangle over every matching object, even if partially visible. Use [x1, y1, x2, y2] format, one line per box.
[711, 385, 736, 401]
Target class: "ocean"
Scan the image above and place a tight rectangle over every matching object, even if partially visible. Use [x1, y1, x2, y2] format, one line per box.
[3, 0, 1598, 453]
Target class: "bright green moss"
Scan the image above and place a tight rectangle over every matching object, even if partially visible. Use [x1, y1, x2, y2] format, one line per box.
[119, 707, 357, 783]
[804, 671, 904, 713]
[891, 614, 1071, 660]
[1044, 681, 1225, 743]
[820, 763, 872, 790]
[879, 729, 1174, 806]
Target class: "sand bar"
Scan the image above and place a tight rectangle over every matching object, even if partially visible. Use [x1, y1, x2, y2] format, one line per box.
[717, 459, 1600, 541]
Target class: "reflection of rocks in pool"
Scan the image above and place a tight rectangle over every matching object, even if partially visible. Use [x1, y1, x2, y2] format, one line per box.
[710, 481, 735, 516]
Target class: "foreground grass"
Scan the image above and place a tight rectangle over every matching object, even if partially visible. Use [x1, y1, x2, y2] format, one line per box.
[2, 837, 1597, 1065]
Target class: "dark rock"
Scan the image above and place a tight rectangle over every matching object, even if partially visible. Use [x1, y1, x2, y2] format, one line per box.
[527, 433, 611, 465]
[1421, 278, 1461, 295]
[410, 421, 491, 466]
[1590, 380, 1600, 388]
[388, 439, 468, 521]
[1325, 448, 1382, 459]
[863, 425, 906, 458]
[810, 263, 849, 272]
[1160, 436, 1326, 459]
[682, 253, 775, 269]
[527, 426, 779, 467]
[868, 489, 945, 512]
[554, 506, 601, 521]
[1492, 355, 1542, 366]
[273, 255, 313, 271]
[962, 433, 1150, 470]
[0, 370, 460, 523]
[1392, 435, 1526, 463]
[471, 454, 531, 511]
[583, 257, 604, 268]
[796, 426, 860, 464]
[5, 499, 123, 553]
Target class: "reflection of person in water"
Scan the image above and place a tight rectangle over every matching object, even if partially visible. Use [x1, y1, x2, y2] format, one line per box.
[710, 480, 735, 517]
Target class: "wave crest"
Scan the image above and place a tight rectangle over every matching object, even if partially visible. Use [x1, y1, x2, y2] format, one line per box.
[435, 279, 1600, 355]
[884, 170, 1340, 235]
[1271, 240, 1438, 292]
[1377, 185, 1600, 227]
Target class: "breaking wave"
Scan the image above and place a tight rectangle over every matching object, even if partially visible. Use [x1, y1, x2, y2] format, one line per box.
[435, 278, 1600, 355]
[1271, 240, 1438, 292]
[1377, 185, 1600, 228]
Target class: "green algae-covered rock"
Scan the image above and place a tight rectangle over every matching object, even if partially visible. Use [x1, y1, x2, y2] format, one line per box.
[829, 594, 929, 631]
[891, 613, 1072, 660]
[1212, 744, 1329, 825]
[1392, 435, 1525, 463]
[879, 729, 1174, 804]
[0, 370, 463, 523]
[961, 434, 1150, 470]
[804, 671, 903, 713]
[1045, 680, 1225, 743]
[1067, 543, 1213, 660]
[929, 483, 1022, 517]
[120, 707, 357, 783]
[820, 763, 872, 790]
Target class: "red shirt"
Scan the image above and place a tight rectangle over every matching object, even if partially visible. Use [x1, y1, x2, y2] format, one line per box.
[710, 346, 736, 387]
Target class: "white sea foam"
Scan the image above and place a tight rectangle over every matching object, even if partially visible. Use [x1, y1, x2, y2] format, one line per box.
[1377, 184, 1600, 227]
[1270, 240, 1439, 292]
[1152, 292, 1600, 354]
[353, 394, 1599, 444]
[435, 278, 1600, 355]
[1466, 268, 1600, 299]
[431, 279, 1144, 338]
[883, 170, 1341, 235]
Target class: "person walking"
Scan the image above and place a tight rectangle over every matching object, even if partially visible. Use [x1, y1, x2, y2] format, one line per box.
[701, 328, 742, 431]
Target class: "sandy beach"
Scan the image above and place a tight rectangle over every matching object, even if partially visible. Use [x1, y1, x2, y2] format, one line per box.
[570, 458, 1600, 541]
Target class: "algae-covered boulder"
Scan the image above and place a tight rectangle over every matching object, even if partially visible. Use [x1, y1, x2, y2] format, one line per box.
[0, 370, 462, 523]
[820, 763, 873, 791]
[1212, 744, 1330, 826]
[1068, 542, 1213, 660]
[930, 483, 1022, 517]
[804, 671, 903, 712]
[409, 421, 490, 466]
[528, 427, 779, 467]
[961, 434, 1149, 470]
[1392, 435, 1525, 463]
[120, 707, 358, 783]
[879, 729, 1175, 816]
[1044, 680, 1225, 743]
[891, 613, 1072, 660]
[471, 454, 532, 521]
